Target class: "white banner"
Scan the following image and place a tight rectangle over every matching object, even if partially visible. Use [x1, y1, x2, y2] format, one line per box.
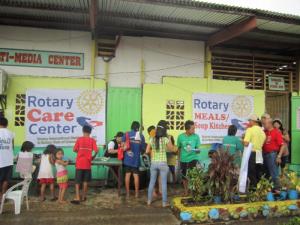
[192, 93, 254, 144]
[25, 89, 106, 147]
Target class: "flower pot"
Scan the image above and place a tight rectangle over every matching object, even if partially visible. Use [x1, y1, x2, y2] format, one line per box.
[232, 195, 240, 202]
[214, 196, 222, 204]
[209, 208, 219, 219]
[266, 192, 274, 201]
[180, 212, 192, 221]
[288, 190, 299, 200]
[280, 191, 288, 200]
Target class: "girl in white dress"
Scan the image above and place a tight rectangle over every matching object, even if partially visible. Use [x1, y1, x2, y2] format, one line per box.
[37, 145, 56, 201]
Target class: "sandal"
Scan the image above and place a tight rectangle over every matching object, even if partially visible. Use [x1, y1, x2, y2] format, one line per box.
[81, 197, 87, 202]
[70, 200, 80, 205]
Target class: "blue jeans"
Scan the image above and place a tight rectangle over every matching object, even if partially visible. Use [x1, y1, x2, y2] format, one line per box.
[147, 162, 169, 205]
[263, 151, 280, 190]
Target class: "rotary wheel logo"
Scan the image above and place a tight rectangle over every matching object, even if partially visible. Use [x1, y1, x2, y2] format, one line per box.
[77, 90, 104, 115]
[231, 96, 252, 118]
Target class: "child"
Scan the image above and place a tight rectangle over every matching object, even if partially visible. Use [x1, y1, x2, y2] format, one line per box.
[71, 125, 98, 204]
[54, 148, 69, 203]
[37, 144, 57, 201]
[0, 117, 14, 200]
[123, 121, 145, 198]
[16, 141, 35, 179]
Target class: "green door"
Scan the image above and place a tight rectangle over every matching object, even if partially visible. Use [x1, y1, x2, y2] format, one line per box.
[107, 87, 142, 141]
[291, 96, 300, 165]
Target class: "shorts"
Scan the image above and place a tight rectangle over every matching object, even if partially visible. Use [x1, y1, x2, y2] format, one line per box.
[75, 169, 92, 184]
[39, 178, 55, 184]
[168, 165, 175, 174]
[124, 166, 139, 174]
[180, 160, 198, 180]
[0, 166, 12, 183]
[58, 183, 68, 189]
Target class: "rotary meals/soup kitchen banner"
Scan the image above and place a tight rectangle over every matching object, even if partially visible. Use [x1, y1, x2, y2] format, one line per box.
[25, 89, 105, 147]
[192, 93, 254, 144]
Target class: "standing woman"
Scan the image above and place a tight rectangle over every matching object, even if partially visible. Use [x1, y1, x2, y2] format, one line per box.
[273, 119, 290, 170]
[146, 122, 176, 207]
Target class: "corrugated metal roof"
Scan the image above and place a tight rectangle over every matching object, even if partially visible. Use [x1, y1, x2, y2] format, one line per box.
[0, 0, 299, 51]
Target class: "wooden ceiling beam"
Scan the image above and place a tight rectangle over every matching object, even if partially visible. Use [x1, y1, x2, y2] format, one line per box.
[207, 16, 257, 47]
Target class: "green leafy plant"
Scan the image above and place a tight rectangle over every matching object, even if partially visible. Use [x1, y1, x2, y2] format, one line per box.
[187, 166, 207, 202]
[207, 149, 240, 203]
[281, 217, 300, 225]
[248, 175, 273, 202]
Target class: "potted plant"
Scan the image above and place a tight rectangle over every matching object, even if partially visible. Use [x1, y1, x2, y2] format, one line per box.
[248, 175, 273, 202]
[187, 166, 207, 203]
[287, 172, 299, 200]
[280, 170, 290, 200]
[207, 148, 239, 203]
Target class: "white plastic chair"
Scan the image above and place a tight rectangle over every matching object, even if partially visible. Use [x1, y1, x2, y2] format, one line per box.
[0, 178, 32, 215]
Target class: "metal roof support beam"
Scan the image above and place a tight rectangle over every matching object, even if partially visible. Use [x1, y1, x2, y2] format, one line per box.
[0, 18, 89, 31]
[90, 0, 97, 39]
[96, 24, 208, 41]
[207, 16, 257, 47]
[0, 1, 88, 13]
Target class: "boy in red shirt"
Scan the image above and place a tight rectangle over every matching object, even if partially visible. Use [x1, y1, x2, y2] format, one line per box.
[71, 125, 98, 204]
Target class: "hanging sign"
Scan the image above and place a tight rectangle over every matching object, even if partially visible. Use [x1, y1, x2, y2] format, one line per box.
[193, 93, 254, 144]
[0, 48, 84, 69]
[268, 76, 285, 91]
[25, 89, 105, 147]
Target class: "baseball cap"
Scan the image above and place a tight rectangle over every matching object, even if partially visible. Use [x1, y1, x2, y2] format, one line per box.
[248, 114, 259, 122]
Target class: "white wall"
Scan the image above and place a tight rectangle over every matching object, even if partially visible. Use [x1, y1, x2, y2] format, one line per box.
[0, 26, 205, 87]
[0, 25, 91, 77]
[96, 36, 205, 87]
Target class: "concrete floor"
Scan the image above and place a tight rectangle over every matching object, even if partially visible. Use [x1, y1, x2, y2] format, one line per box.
[0, 186, 294, 225]
[0, 187, 180, 225]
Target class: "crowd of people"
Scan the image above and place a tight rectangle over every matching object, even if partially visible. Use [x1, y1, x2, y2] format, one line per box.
[0, 112, 290, 207]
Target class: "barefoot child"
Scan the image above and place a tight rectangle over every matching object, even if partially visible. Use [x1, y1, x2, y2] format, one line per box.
[54, 148, 69, 203]
[37, 144, 57, 201]
[71, 125, 98, 204]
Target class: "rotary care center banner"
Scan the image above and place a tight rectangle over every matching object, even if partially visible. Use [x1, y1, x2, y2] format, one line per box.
[25, 89, 105, 147]
[193, 93, 254, 144]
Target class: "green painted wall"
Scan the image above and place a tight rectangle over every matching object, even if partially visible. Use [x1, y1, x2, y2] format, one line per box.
[291, 96, 300, 165]
[106, 87, 142, 141]
[5, 76, 107, 179]
[142, 77, 265, 162]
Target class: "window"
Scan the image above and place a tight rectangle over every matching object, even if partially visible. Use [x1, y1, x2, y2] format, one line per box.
[15, 94, 26, 126]
[166, 100, 185, 130]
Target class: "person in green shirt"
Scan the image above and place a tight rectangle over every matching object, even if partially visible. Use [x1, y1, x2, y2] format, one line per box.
[223, 125, 244, 166]
[177, 120, 201, 196]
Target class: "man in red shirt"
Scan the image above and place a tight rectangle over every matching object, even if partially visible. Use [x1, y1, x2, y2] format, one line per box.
[71, 125, 98, 204]
[263, 119, 285, 192]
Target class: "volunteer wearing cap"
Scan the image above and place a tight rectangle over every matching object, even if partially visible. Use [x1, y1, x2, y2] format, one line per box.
[105, 132, 124, 158]
[263, 118, 285, 192]
[243, 114, 266, 189]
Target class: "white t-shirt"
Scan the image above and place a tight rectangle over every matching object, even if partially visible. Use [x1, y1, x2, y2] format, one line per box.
[0, 128, 15, 168]
[107, 141, 115, 150]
